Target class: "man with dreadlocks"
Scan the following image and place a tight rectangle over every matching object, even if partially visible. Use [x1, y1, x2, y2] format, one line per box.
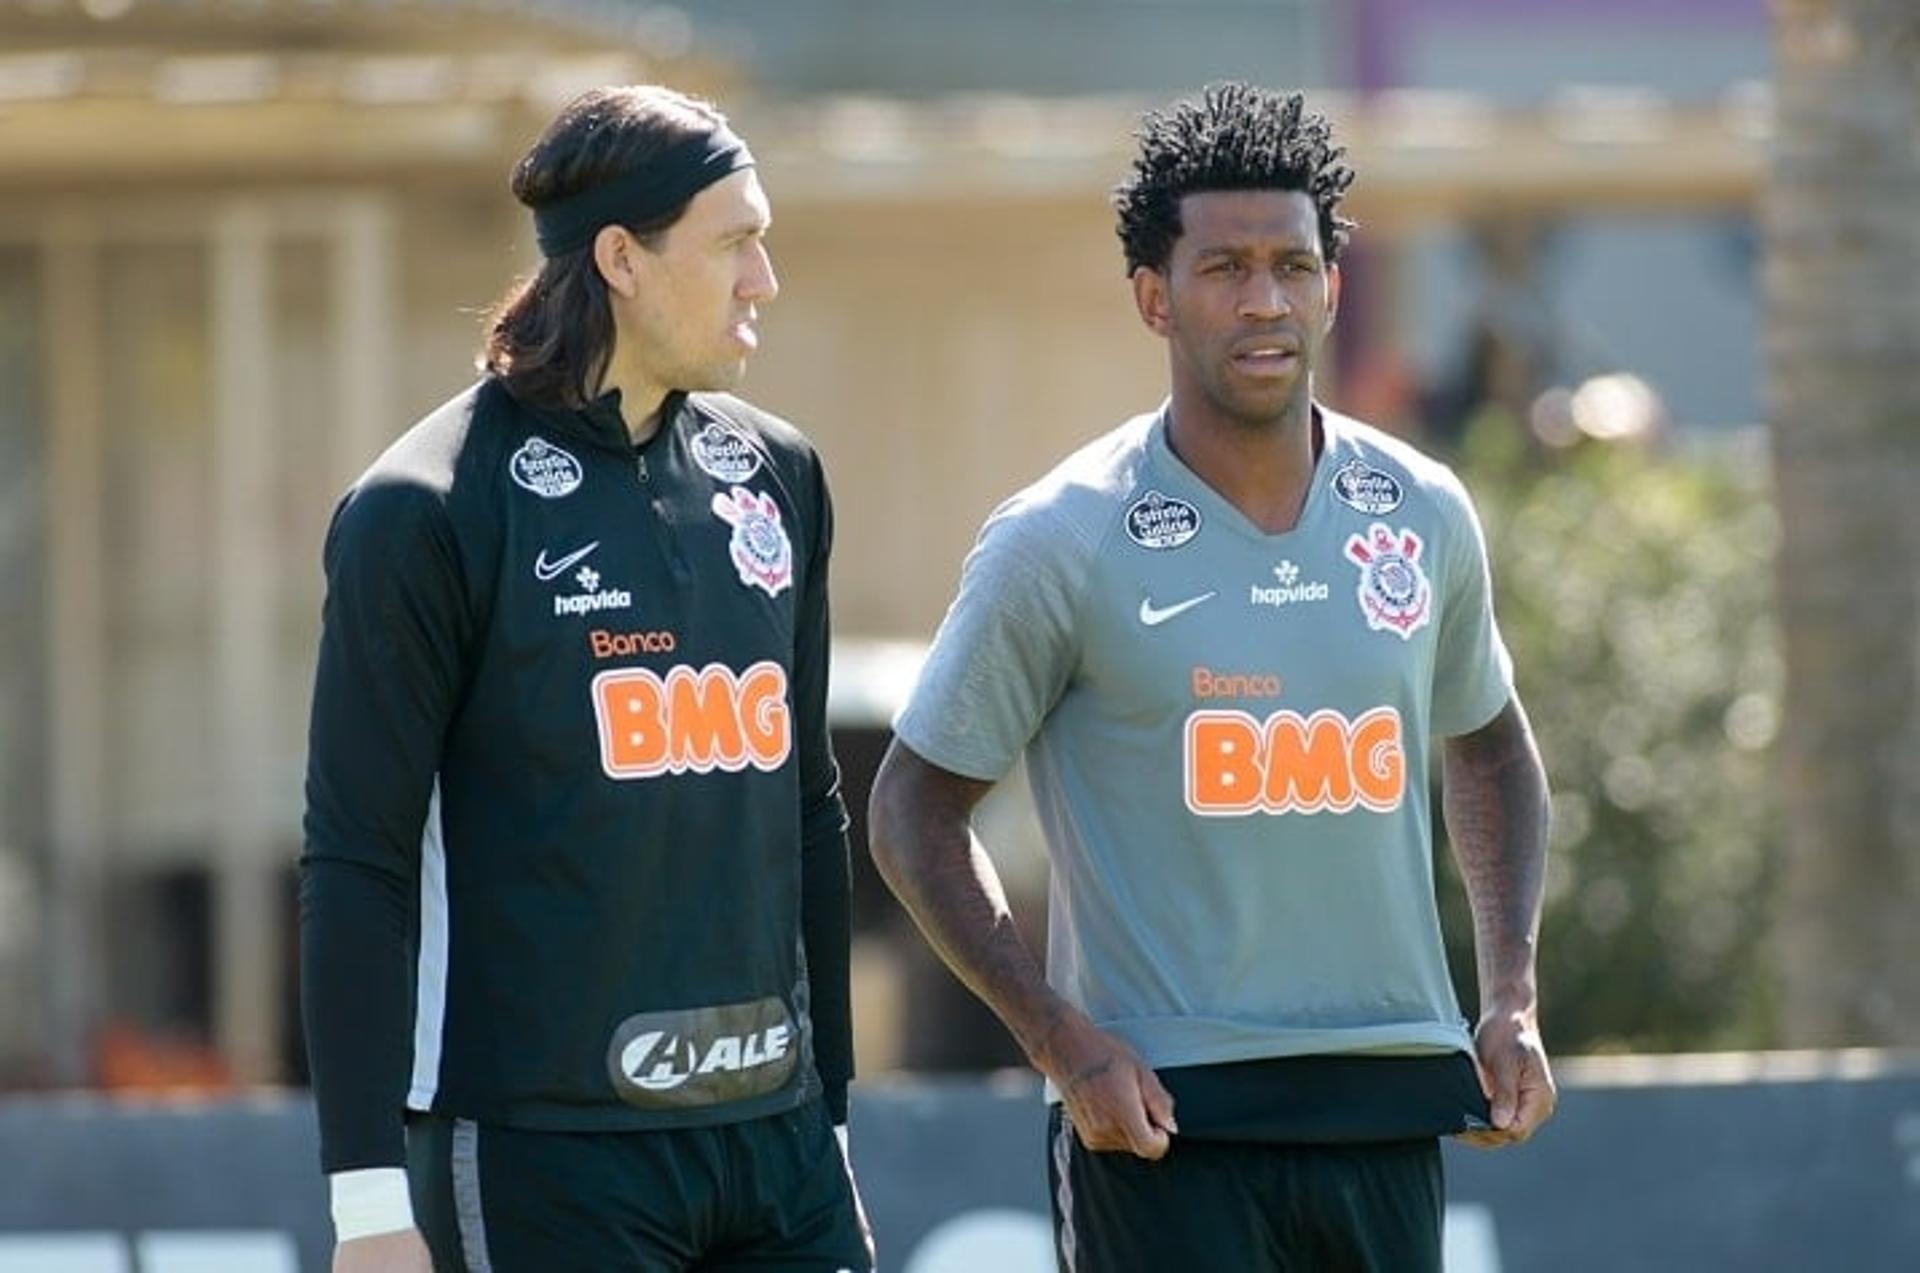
[869, 83, 1555, 1270]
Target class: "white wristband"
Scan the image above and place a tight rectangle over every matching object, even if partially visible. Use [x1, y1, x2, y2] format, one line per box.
[329, 1167, 416, 1243]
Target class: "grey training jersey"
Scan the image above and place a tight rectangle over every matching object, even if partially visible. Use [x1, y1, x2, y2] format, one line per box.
[894, 405, 1512, 1071]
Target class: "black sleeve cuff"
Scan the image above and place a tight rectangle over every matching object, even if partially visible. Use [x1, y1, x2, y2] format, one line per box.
[822, 1077, 850, 1125]
[800, 823, 855, 1100]
[300, 856, 417, 1172]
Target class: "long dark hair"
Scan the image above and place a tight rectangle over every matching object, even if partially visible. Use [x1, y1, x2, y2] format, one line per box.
[480, 86, 727, 410]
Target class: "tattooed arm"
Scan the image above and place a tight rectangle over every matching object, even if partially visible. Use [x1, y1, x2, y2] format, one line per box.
[1443, 695, 1555, 1146]
[868, 741, 1176, 1158]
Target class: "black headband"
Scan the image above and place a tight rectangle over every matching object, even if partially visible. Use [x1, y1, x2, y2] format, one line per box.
[532, 125, 755, 258]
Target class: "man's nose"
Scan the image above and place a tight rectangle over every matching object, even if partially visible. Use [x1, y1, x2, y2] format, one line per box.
[1238, 273, 1289, 319]
[741, 242, 779, 303]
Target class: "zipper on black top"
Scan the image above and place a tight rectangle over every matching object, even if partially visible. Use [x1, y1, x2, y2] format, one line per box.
[634, 435, 694, 586]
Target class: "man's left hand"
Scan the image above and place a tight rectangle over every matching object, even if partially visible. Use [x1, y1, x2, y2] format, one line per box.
[1460, 1006, 1556, 1148]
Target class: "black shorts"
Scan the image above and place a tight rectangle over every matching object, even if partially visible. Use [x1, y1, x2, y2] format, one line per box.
[1047, 1105, 1443, 1273]
[408, 1099, 871, 1272]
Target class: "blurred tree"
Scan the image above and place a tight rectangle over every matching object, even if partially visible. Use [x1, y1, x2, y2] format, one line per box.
[1442, 424, 1782, 1052]
[1767, 0, 1920, 1045]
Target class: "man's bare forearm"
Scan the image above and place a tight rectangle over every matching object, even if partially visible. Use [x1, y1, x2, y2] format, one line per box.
[867, 742, 1073, 1065]
[1442, 697, 1550, 1011]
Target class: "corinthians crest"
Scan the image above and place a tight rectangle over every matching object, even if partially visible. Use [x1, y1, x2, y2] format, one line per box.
[1343, 522, 1431, 639]
[711, 486, 793, 597]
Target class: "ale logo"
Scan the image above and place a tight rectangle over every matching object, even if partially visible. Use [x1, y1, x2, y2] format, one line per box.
[593, 661, 791, 779]
[606, 996, 799, 1110]
[1184, 706, 1405, 815]
[619, 1025, 790, 1092]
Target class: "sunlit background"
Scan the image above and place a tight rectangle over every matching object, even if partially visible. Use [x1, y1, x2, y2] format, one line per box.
[1, 1, 1917, 1269]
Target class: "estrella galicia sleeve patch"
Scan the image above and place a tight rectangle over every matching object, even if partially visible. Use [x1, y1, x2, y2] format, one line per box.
[607, 996, 799, 1110]
[509, 436, 584, 498]
[689, 422, 765, 482]
[1331, 459, 1405, 515]
[1124, 489, 1202, 549]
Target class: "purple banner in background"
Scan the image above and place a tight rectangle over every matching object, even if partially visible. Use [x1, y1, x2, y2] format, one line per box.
[1352, 0, 1768, 90]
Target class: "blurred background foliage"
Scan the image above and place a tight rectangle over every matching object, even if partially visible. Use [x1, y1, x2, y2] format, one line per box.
[1435, 414, 1782, 1053]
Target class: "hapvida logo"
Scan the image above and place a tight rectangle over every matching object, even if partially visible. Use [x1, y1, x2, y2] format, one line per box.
[554, 564, 633, 616]
[1250, 560, 1329, 608]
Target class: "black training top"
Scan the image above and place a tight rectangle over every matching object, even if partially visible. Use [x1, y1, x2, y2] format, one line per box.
[300, 378, 853, 1173]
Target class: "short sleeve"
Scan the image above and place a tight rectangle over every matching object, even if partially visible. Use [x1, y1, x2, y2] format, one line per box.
[893, 496, 1089, 782]
[1430, 479, 1514, 737]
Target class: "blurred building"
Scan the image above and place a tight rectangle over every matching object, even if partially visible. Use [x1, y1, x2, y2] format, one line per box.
[0, 0, 1765, 1087]
[1356, 0, 1770, 436]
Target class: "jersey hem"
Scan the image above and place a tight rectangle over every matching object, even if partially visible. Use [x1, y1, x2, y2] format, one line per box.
[1038, 1020, 1473, 1104]
[1114, 1017, 1472, 1070]
[408, 1070, 820, 1134]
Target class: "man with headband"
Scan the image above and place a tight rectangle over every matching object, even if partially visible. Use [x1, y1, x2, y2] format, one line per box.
[301, 85, 871, 1271]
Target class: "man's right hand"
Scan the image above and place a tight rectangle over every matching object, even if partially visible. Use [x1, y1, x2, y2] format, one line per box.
[334, 1228, 432, 1273]
[1037, 1010, 1177, 1160]
[866, 744, 1175, 1162]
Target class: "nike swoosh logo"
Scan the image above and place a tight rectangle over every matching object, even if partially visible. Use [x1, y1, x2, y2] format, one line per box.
[1138, 592, 1216, 626]
[533, 541, 599, 581]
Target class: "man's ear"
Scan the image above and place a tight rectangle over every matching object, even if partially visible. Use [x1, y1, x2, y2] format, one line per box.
[593, 225, 642, 300]
[1133, 266, 1172, 337]
[1325, 261, 1343, 332]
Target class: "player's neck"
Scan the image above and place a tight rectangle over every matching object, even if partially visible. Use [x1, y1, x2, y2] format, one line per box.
[1165, 391, 1321, 535]
[594, 338, 671, 446]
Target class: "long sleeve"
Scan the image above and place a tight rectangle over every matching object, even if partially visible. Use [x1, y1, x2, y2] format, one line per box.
[792, 455, 854, 1122]
[300, 481, 471, 1171]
